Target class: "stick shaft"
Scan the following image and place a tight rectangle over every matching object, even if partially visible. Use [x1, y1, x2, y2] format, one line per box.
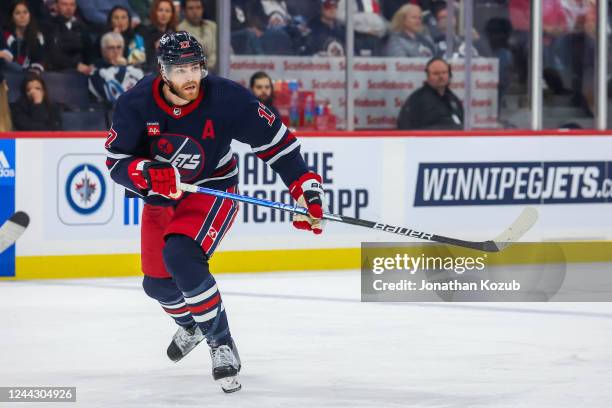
[179, 183, 498, 251]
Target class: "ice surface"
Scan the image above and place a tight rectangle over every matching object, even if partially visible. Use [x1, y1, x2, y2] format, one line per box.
[1, 270, 611, 408]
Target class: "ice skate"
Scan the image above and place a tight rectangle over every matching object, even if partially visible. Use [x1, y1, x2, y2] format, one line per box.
[167, 324, 205, 362]
[210, 339, 242, 393]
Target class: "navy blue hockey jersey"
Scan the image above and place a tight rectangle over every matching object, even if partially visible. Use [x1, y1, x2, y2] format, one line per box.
[105, 74, 308, 205]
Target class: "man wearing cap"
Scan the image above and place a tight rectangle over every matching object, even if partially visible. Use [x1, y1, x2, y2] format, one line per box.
[305, 0, 346, 56]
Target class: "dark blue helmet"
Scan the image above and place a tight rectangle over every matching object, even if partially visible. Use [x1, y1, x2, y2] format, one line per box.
[157, 31, 206, 66]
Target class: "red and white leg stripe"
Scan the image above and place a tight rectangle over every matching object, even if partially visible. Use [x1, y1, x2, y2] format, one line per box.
[159, 299, 191, 318]
[184, 284, 224, 323]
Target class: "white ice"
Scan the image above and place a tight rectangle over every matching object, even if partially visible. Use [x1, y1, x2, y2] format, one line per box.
[1, 270, 611, 408]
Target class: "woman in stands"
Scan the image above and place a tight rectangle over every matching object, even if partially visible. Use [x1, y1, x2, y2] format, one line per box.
[141, 0, 177, 72]
[10, 74, 62, 131]
[2, 0, 45, 73]
[107, 5, 146, 66]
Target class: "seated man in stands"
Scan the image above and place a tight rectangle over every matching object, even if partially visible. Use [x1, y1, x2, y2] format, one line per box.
[305, 0, 345, 56]
[249, 71, 280, 118]
[46, 0, 94, 74]
[178, 0, 217, 71]
[430, 1, 481, 58]
[336, 0, 387, 56]
[89, 31, 144, 106]
[397, 57, 463, 130]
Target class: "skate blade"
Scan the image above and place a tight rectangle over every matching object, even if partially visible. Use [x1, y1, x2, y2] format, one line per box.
[217, 377, 241, 393]
[167, 337, 206, 363]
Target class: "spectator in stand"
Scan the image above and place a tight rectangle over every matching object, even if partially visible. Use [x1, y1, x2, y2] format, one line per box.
[229, 0, 248, 31]
[107, 5, 146, 66]
[260, 0, 292, 27]
[385, 4, 436, 57]
[76, 0, 140, 32]
[509, 0, 569, 92]
[430, 1, 481, 58]
[259, 0, 310, 55]
[10, 73, 62, 130]
[46, 0, 94, 74]
[397, 57, 463, 130]
[231, 1, 267, 54]
[231, 1, 294, 55]
[141, 0, 177, 71]
[89, 31, 144, 105]
[178, 0, 217, 71]
[337, 0, 388, 56]
[249, 71, 280, 117]
[284, 0, 320, 22]
[381, 0, 435, 21]
[129, 0, 152, 25]
[2, 0, 46, 73]
[562, 2, 598, 113]
[0, 71, 13, 131]
[0, 34, 15, 73]
[483, 17, 513, 107]
[305, 0, 346, 56]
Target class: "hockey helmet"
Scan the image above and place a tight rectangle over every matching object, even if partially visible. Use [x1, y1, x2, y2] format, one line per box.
[157, 31, 207, 77]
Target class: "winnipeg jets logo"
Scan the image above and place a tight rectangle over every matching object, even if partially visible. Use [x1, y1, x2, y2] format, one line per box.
[75, 172, 98, 205]
[173, 107, 181, 116]
[179, 41, 190, 49]
[65, 164, 106, 215]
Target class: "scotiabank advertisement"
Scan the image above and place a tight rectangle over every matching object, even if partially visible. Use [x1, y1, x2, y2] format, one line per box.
[229, 56, 499, 129]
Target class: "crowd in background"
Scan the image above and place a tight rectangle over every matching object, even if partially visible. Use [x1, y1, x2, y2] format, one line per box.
[0, 0, 218, 131]
[0, 0, 607, 131]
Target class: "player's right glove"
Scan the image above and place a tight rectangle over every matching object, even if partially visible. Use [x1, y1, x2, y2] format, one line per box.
[289, 172, 326, 234]
[128, 159, 183, 200]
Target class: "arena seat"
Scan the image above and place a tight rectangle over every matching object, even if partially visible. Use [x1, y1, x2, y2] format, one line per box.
[61, 110, 108, 131]
[42, 71, 92, 110]
[4, 70, 25, 104]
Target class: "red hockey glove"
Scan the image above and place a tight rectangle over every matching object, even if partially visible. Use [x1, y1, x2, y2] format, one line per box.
[289, 172, 326, 234]
[128, 159, 183, 200]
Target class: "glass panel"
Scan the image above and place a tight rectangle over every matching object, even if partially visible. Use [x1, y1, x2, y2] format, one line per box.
[474, 0, 530, 129]
[228, 0, 346, 130]
[366, 0, 509, 129]
[540, 0, 596, 129]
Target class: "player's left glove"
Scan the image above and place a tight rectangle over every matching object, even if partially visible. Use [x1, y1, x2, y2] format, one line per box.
[289, 172, 326, 234]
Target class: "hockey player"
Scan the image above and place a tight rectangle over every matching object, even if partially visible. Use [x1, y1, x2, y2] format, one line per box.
[104, 31, 325, 393]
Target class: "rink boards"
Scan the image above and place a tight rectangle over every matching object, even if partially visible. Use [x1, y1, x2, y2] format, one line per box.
[1, 130, 611, 278]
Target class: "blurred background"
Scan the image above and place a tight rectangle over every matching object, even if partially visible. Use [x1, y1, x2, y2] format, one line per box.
[0, 0, 610, 132]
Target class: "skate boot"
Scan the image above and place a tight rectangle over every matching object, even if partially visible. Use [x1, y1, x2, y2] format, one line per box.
[210, 339, 242, 393]
[167, 324, 206, 362]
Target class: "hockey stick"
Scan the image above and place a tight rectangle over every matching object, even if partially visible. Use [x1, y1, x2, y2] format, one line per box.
[0, 211, 30, 254]
[179, 183, 538, 253]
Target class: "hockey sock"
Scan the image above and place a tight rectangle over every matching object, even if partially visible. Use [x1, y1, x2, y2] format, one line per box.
[163, 234, 232, 347]
[142, 276, 196, 327]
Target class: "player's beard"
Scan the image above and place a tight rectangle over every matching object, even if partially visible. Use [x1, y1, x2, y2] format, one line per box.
[259, 94, 274, 107]
[170, 80, 200, 102]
